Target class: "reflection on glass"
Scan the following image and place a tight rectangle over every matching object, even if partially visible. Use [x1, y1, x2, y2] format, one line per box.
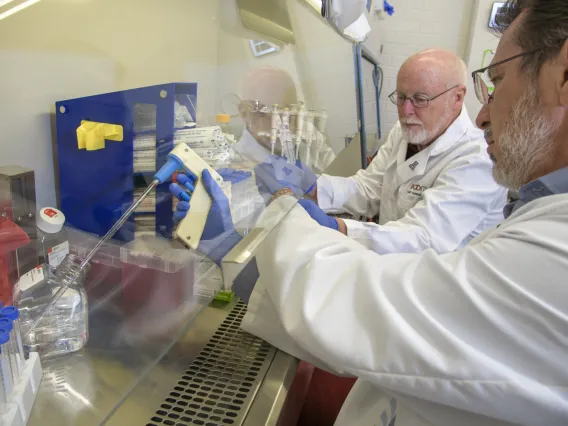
[0, 0, 361, 422]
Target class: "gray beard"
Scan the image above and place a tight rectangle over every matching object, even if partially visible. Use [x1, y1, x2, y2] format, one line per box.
[492, 81, 557, 191]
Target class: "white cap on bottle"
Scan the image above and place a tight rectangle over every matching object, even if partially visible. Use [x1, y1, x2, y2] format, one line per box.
[37, 207, 66, 233]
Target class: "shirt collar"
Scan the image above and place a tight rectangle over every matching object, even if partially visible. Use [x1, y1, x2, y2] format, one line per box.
[394, 106, 477, 180]
[429, 105, 477, 157]
[504, 167, 568, 218]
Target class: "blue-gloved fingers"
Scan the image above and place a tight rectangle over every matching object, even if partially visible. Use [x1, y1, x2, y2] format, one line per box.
[173, 210, 185, 224]
[173, 201, 190, 223]
[177, 173, 196, 193]
[202, 169, 226, 202]
[306, 182, 316, 195]
[170, 183, 191, 202]
[177, 201, 190, 211]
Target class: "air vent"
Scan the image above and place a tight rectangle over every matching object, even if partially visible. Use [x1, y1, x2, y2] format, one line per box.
[146, 301, 276, 426]
[249, 40, 280, 57]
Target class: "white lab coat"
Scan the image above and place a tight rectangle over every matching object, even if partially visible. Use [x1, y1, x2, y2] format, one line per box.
[317, 107, 508, 254]
[233, 129, 336, 175]
[241, 193, 568, 425]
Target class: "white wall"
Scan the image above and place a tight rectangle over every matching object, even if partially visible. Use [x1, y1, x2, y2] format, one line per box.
[464, 0, 501, 119]
[288, 1, 358, 153]
[0, 0, 221, 208]
[363, 0, 477, 137]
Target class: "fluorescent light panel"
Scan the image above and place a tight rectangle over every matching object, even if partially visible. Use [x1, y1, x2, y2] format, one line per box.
[0, 0, 42, 22]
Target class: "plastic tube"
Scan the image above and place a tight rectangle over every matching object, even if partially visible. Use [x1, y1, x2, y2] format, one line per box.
[282, 108, 294, 163]
[0, 308, 24, 367]
[271, 104, 279, 155]
[306, 110, 315, 168]
[0, 319, 17, 384]
[0, 357, 5, 413]
[296, 105, 306, 161]
[0, 329, 12, 405]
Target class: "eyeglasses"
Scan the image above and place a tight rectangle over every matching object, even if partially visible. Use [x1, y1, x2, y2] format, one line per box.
[388, 85, 460, 108]
[471, 49, 544, 105]
[239, 100, 270, 113]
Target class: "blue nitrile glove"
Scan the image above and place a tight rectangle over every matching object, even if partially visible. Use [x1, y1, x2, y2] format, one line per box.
[298, 199, 339, 231]
[216, 168, 252, 185]
[254, 156, 317, 203]
[170, 170, 242, 265]
[384, 0, 394, 16]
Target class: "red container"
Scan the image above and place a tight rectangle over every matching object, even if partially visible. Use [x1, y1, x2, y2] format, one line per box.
[0, 218, 31, 305]
[120, 236, 197, 318]
[68, 228, 123, 304]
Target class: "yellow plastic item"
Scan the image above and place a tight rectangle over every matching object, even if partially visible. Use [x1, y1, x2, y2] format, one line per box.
[215, 114, 230, 124]
[76, 120, 123, 151]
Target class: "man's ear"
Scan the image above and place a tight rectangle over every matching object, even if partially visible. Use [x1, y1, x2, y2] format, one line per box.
[455, 85, 466, 103]
[558, 39, 568, 106]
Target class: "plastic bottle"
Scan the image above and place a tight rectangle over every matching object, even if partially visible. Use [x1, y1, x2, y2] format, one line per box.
[36, 207, 69, 268]
[213, 114, 236, 166]
[215, 114, 231, 135]
[13, 255, 89, 359]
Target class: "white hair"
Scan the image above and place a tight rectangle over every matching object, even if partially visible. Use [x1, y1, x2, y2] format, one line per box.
[455, 56, 468, 86]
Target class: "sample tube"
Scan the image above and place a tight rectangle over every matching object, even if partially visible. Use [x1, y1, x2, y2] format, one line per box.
[0, 319, 17, 384]
[0, 329, 12, 405]
[306, 110, 316, 168]
[0, 356, 5, 413]
[271, 104, 279, 155]
[296, 105, 306, 161]
[316, 109, 328, 134]
[0, 308, 25, 367]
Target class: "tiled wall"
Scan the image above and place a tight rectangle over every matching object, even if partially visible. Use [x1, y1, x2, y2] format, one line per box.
[364, 0, 477, 140]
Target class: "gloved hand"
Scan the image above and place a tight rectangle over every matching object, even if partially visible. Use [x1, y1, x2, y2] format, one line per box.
[298, 199, 339, 231]
[254, 156, 317, 203]
[170, 170, 242, 265]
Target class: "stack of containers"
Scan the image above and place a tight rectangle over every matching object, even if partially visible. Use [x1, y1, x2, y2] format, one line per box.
[132, 101, 197, 238]
[132, 104, 159, 237]
[67, 228, 122, 303]
[120, 236, 199, 317]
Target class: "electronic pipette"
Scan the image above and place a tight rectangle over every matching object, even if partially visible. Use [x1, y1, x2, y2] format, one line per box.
[24, 143, 222, 339]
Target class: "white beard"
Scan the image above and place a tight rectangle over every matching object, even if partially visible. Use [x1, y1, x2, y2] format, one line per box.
[401, 125, 430, 145]
[492, 81, 557, 191]
[400, 101, 452, 146]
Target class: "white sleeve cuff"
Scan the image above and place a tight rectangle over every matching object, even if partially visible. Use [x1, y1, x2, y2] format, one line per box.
[344, 219, 375, 250]
[317, 174, 352, 213]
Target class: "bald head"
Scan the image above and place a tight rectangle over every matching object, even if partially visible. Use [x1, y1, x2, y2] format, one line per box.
[400, 49, 468, 91]
[240, 66, 297, 107]
[395, 49, 468, 147]
[238, 67, 298, 151]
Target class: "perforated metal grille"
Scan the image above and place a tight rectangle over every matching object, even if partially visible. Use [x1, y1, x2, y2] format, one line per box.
[146, 301, 276, 426]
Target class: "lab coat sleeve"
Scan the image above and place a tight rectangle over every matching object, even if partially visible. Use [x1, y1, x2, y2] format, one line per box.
[250, 196, 568, 425]
[344, 150, 507, 254]
[316, 128, 396, 216]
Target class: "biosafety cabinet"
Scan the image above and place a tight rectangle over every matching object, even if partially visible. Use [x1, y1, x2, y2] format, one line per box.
[54, 83, 198, 242]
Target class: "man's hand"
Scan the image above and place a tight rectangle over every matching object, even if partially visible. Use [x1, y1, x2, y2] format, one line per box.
[170, 170, 242, 265]
[254, 156, 317, 203]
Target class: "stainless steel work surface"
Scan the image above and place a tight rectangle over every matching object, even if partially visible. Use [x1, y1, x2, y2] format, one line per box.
[27, 297, 298, 426]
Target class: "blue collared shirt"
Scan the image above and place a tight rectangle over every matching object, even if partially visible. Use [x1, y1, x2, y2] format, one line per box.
[504, 167, 568, 218]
